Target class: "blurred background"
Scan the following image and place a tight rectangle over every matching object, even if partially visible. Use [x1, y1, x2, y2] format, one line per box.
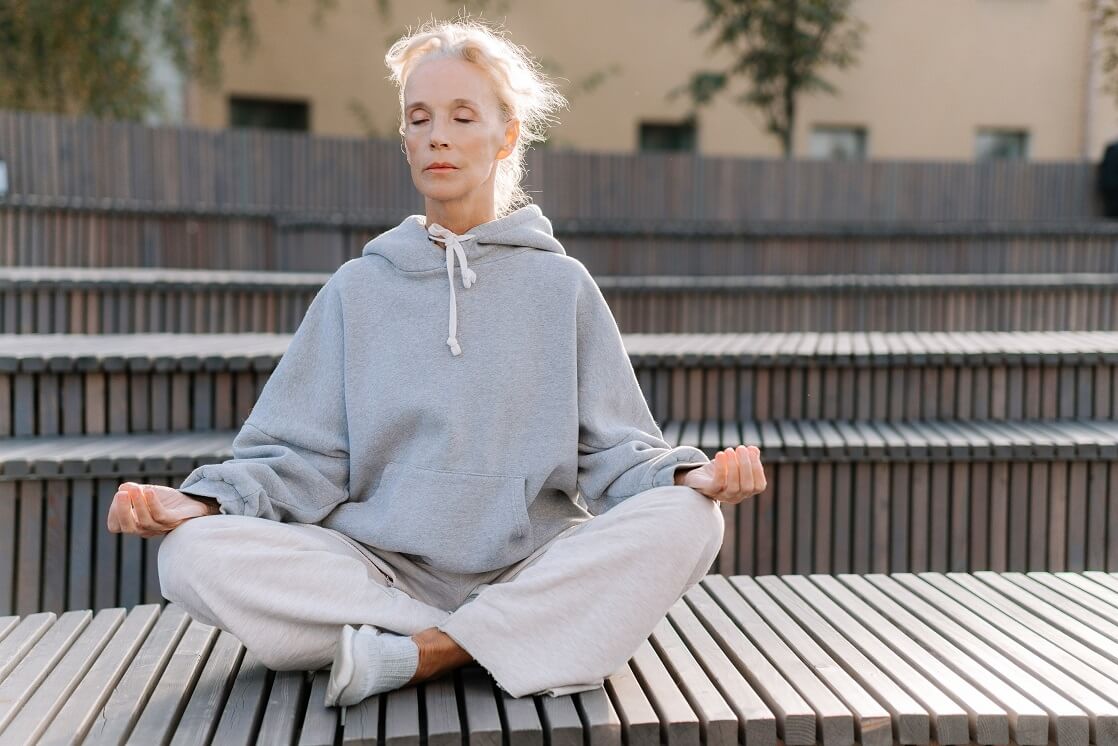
[3, 0, 1117, 160]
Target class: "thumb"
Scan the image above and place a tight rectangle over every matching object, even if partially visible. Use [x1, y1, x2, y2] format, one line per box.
[681, 462, 717, 492]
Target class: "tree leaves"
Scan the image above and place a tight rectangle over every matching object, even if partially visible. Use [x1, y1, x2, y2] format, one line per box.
[0, 0, 334, 119]
[671, 0, 867, 156]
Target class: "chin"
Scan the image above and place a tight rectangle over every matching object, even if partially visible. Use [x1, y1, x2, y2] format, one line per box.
[417, 184, 472, 201]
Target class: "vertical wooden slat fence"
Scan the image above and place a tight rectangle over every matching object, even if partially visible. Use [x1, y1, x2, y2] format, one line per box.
[0, 108, 1109, 224]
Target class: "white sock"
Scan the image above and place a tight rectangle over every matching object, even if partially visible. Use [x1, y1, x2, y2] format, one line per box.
[325, 624, 420, 707]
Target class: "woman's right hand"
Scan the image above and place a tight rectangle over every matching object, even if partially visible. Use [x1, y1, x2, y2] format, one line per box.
[107, 482, 217, 537]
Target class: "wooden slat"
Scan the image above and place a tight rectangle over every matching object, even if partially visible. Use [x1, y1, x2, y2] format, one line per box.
[538, 684, 584, 746]
[604, 659, 660, 746]
[457, 664, 502, 746]
[420, 675, 461, 746]
[253, 671, 306, 746]
[574, 683, 623, 746]
[297, 671, 340, 746]
[383, 681, 422, 746]
[210, 649, 271, 746]
[630, 636, 700, 746]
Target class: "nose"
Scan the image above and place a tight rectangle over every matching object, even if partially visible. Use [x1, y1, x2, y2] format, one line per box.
[429, 120, 450, 149]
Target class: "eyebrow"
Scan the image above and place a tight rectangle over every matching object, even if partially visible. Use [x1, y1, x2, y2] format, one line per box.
[405, 98, 480, 113]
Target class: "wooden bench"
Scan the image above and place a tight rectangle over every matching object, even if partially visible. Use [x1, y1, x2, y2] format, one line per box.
[4, 331, 1118, 437]
[4, 267, 1118, 334]
[1, 571, 1117, 745]
[3, 423, 1117, 617]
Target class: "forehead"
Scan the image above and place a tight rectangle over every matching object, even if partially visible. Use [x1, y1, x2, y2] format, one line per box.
[404, 57, 495, 110]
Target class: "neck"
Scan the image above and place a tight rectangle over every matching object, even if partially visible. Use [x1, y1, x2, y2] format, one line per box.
[424, 198, 496, 236]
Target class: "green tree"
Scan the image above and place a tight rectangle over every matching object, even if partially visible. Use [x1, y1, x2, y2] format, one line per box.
[668, 0, 866, 157]
[0, 0, 338, 120]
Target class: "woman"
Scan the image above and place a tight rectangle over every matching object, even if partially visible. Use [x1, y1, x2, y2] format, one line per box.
[107, 16, 766, 710]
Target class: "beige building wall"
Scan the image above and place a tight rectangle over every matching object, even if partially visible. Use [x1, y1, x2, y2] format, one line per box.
[183, 0, 1118, 161]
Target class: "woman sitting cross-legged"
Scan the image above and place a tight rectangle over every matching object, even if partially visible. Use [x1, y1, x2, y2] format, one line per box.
[107, 15, 766, 711]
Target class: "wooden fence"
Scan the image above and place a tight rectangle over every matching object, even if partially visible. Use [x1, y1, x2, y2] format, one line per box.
[0, 107, 1109, 223]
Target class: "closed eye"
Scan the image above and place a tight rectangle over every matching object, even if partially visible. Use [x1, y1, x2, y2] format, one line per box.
[410, 118, 474, 125]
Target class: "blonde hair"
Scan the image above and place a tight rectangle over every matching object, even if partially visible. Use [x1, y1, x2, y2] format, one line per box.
[385, 14, 569, 218]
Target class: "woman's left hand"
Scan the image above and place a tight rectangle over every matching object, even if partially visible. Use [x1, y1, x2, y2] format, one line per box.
[678, 445, 767, 504]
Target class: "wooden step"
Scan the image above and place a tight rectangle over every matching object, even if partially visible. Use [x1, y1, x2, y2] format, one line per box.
[2, 571, 1117, 745]
[11, 193, 1118, 274]
[3, 331, 1118, 436]
[5, 418, 1118, 479]
[2, 421, 1115, 616]
[4, 267, 1118, 333]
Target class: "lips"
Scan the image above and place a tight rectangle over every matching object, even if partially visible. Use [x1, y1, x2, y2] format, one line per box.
[426, 164, 458, 170]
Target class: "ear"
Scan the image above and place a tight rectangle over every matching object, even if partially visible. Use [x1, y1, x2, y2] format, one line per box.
[498, 118, 520, 159]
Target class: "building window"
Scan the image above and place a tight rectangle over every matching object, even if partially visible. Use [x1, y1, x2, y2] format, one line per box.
[639, 118, 696, 151]
[809, 126, 867, 159]
[230, 96, 310, 131]
[975, 128, 1028, 160]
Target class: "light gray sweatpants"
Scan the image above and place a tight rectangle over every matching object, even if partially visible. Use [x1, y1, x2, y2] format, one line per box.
[157, 484, 725, 698]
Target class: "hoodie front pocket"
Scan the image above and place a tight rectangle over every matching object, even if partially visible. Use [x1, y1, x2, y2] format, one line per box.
[370, 460, 532, 574]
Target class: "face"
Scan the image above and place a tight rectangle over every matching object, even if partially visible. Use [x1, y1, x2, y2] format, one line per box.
[402, 56, 520, 211]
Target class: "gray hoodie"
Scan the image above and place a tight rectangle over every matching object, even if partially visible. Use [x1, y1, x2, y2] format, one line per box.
[177, 203, 711, 574]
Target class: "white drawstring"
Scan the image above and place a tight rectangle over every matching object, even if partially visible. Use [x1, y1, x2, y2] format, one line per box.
[426, 222, 477, 356]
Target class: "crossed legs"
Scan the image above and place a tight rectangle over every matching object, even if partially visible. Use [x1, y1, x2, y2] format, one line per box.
[157, 484, 725, 699]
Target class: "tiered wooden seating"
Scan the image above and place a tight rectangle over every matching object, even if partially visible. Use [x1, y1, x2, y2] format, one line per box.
[4, 331, 1117, 437]
[5, 111, 1117, 744]
[2, 571, 1118, 745]
[3, 418, 1117, 617]
[4, 267, 1118, 333]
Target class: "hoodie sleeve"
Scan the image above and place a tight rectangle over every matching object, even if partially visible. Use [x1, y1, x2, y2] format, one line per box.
[574, 268, 710, 515]
[176, 275, 350, 523]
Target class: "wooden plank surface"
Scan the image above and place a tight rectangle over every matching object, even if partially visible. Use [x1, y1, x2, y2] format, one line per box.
[3, 572, 1115, 743]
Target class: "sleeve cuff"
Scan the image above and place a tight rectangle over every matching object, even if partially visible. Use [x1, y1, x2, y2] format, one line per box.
[178, 471, 249, 515]
[649, 447, 710, 489]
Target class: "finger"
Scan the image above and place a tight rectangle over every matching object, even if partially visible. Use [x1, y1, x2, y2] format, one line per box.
[113, 482, 141, 533]
[751, 447, 767, 493]
[735, 445, 754, 496]
[143, 486, 176, 527]
[711, 449, 728, 501]
[107, 491, 124, 533]
[710, 452, 724, 498]
[116, 487, 140, 534]
[132, 486, 162, 534]
[723, 447, 741, 499]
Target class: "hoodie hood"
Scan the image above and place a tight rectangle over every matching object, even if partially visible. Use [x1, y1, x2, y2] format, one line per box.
[361, 203, 566, 356]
